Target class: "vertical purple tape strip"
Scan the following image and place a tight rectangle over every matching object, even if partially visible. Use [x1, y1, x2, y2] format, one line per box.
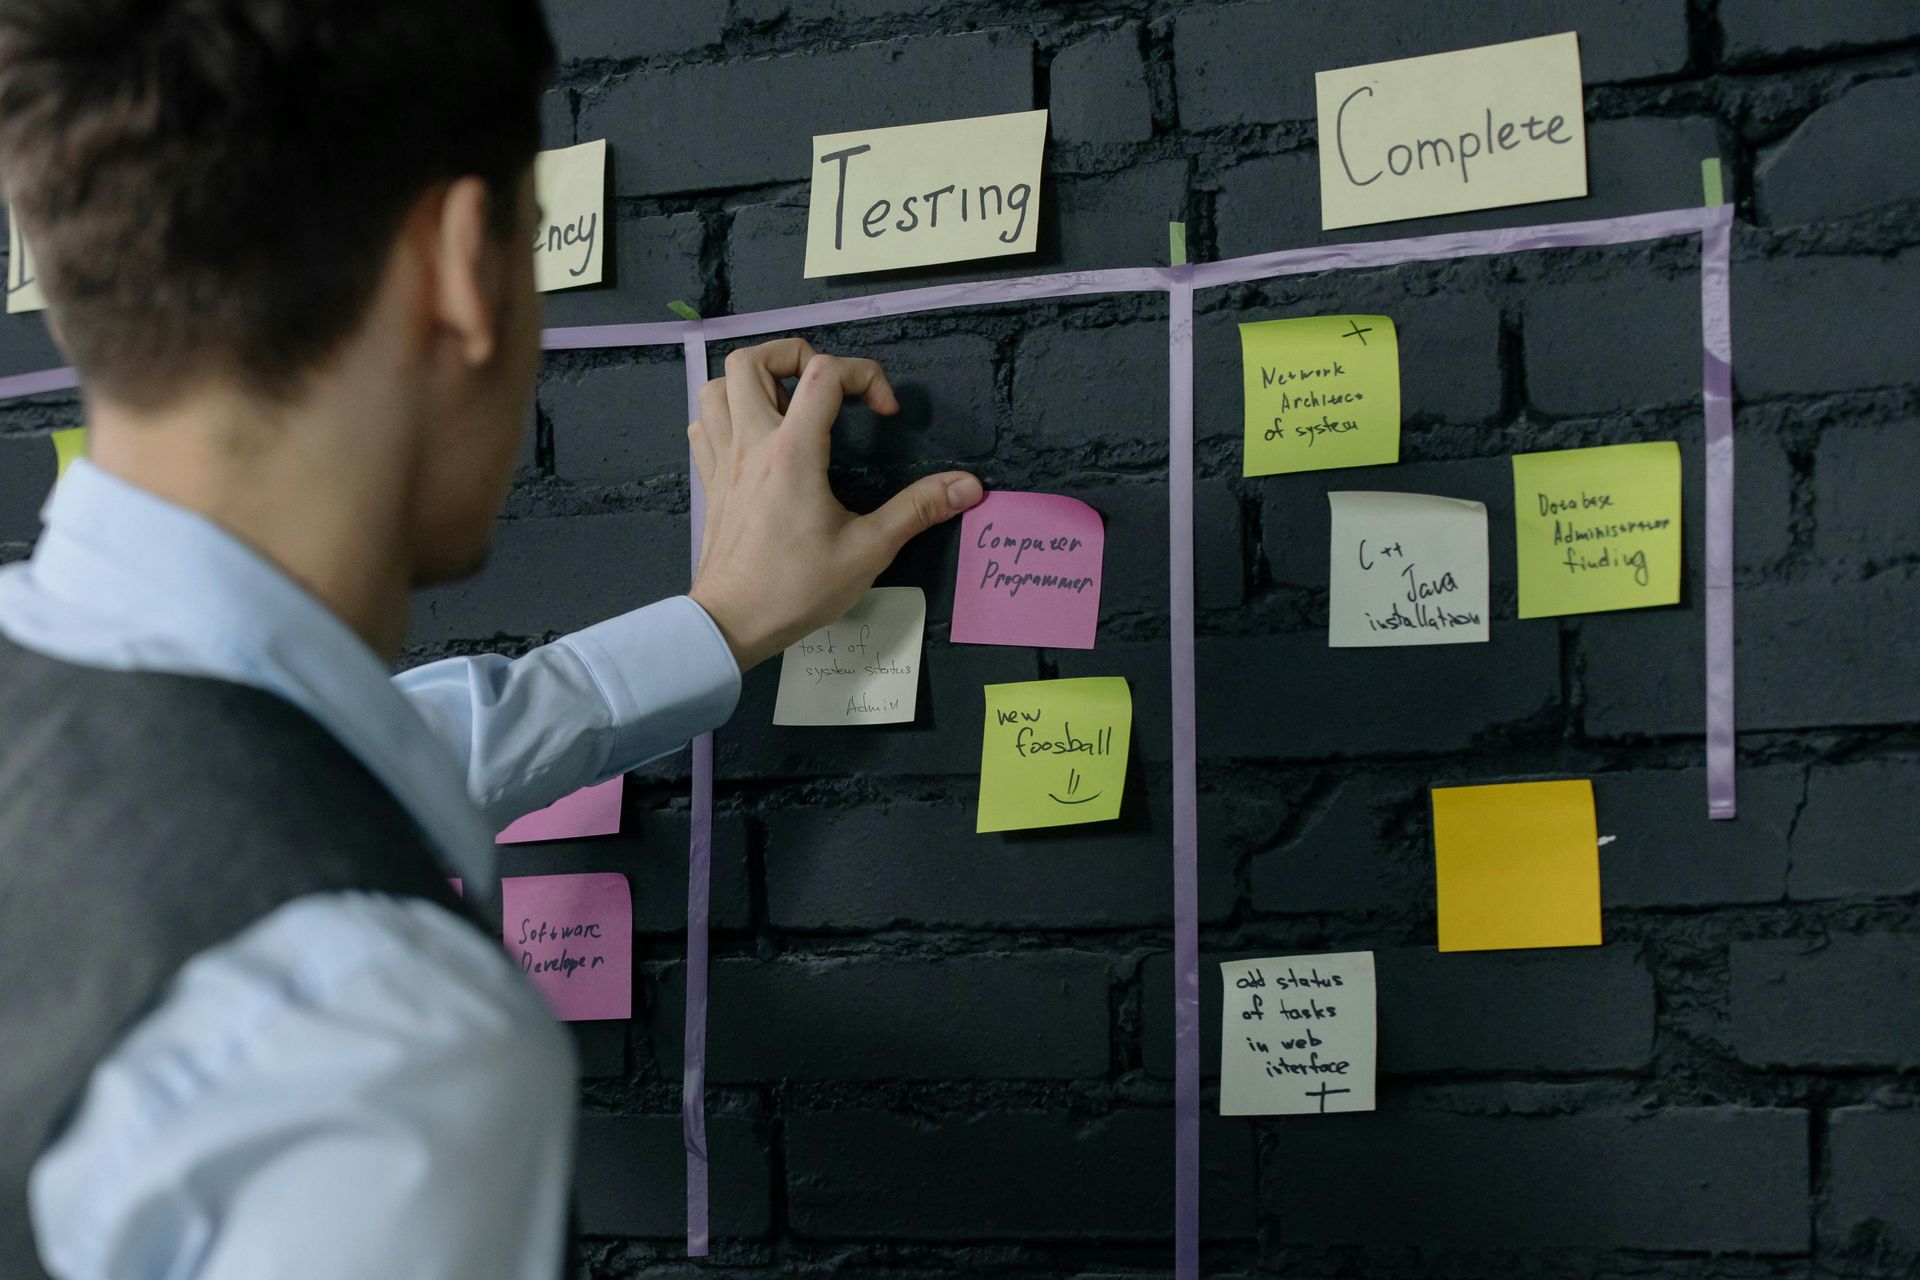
[1700, 203, 1737, 819]
[1167, 269, 1201, 1280]
[681, 328, 713, 1256]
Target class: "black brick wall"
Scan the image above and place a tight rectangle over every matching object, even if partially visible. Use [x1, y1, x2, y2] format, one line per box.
[1, 3, 1915, 1278]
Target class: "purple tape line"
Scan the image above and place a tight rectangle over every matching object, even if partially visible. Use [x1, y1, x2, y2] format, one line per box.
[1167, 269, 1201, 1280]
[544, 320, 692, 351]
[1700, 204, 1737, 819]
[0, 366, 78, 400]
[681, 327, 714, 1257]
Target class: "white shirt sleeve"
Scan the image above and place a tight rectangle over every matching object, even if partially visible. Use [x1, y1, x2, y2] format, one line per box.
[396, 595, 740, 831]
[28, 894, 577, 1280]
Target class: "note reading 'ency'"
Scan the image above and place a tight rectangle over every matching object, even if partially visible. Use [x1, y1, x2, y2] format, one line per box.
[952, 491, 1105, 649]
[1328, 491, 1489, 647]
[977, 676, 1130, 833]
[1220, 952, 1377, 1117]
[1241, 315, 1401, 476]
[502, 872, 633, 1021]
[773, 586, 926, 726]
[1513, 441, 1681, 618]
[533, 139, 607, 292]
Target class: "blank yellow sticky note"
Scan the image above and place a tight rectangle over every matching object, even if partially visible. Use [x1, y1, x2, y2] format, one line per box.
[1241, 315, 1400, 477]
[1431, 779, 1600, 952]
[978, 676, 1130, 833]
[533, 140, 607, 292]
[51, 427, 86, 481]
[7, 205, 48, 315]
[1513, 441, 1681, 619]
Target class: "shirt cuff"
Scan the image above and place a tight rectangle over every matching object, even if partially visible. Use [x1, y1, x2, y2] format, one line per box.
[559, 595, 741, 776]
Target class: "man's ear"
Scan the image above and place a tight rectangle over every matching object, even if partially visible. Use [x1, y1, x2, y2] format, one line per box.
[429, 176, 503, 368]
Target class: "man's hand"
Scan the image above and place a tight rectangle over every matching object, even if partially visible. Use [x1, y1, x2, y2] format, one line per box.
[686, 337, 985, 672]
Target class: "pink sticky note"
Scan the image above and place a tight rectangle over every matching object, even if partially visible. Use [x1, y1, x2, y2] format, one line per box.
[951, 491, 1105, 649]
[495, 777, 623, 844]
[503, 872, 632, 1021]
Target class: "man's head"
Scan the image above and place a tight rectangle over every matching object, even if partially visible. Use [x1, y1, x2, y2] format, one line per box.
[0, 0, 555, 585]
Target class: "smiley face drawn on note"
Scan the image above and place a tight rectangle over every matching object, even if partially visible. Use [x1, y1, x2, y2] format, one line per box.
[978, 678, 1131, 833]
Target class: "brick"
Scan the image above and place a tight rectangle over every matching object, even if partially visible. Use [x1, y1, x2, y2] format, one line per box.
[539, 212, 706, 328]
[1789, 761, 1920, 900]
[1720, 0, 1920, 63]
[1814, 418, 1920, 563]
[1758, 78, 1920, 226]
[0, 433, 53, 542]
[408, 510, 687, 642]
[1142, 946, 1653, 1077]
[1011, 320, 1168, 453]
[1196, 481, 1246, 609]
[1594, 766, 1796, 908]
[567, 1020, 626, 1079]
[1197, 624, 1560, 761]
[706, 951, 1110, 1081]
[0, 308, 63, 379]
[580, 31, 1032, 197]
[1731, 934, 1920, 1068]
[545, 357, 691, 483]
[1049, 26, 1154, 146]
[827, 332, 999, 464]
[546, 0, 726, 64]
[539, 88, 572, 151]
[1525, 264, 1700, 417]
[1249, 773, 1425, 917]
[495, 809, 751, 932]
[1176, 2, 1688, 132]
[574, 1111, 771, 1238]
[1265, 1108, 1807, 1250]
[785, 1109, 1255, 1240]
[1735, 252, 1920, 399]
[764, 792, 1238, 931]
[1213, 116, 1719, 253]
[1825, 1107, 1920, 1249]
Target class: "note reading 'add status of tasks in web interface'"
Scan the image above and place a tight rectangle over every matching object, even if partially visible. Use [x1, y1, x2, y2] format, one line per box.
[773, 586, 925, 726]
[1241, 315, 1401, 476]
[1220, 952, 1377, 1117]
[977, 677, 1130, 833]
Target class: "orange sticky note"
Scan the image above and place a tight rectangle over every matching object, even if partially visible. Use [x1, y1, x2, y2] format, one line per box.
[1430, 779, 1600, 952]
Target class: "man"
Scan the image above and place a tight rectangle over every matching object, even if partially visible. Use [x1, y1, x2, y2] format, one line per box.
[0, 2, 983, 1276]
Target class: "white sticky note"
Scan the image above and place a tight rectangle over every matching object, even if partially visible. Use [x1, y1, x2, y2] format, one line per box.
[1220, 952, 1377, 1117]
[1328, 491, 1489, 646]
[1315, 32, 1588, 231]
[804, 110, 1048, 278]
[533, 139, 607, 292]
[6, 206, 48, 315]
[773, 587, 925, 726]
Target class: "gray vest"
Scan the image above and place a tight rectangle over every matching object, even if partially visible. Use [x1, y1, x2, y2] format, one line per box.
[0, 634, 478, 1279]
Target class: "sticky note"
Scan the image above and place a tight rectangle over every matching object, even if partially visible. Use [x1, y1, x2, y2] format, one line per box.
[1513, 441, 1681, 618]
[51, 428, 86, 482]
[1241, 315, 1400, 476]
[952, 492, 1105, 650]
[495, 777, 623, 845]
[503, 872, 632, 1021]
[977, 676, 1130, 833]
[1328, 491, 1489, 646]
[1220, 952, 1376, 1116]
[774, 586, 925, 725]
[1315, 32, 1588, 231]
[6, 205, 47, 315]
[533, 139, 607, 292]
[804, 109, 1048, 278]
[1431, 779, 1601, 952]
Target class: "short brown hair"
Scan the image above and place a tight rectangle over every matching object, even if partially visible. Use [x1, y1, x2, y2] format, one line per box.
[0, 0, 555, 406]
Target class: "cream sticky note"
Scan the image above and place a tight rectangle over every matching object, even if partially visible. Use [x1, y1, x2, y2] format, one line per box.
[1315, 32, 1588, 231]
[1241, 315, 1400, 476]
[1431, 779, 1601, 953]
[51, 428, 87, 482]
[533, 139, 607, 292]
[1513, 441, 1681, 619]
[951, 492, 1105, 650]
[6, 206, 47, 315]
[503, 872, 632, 1021]
[977, 676, 1130, 833]
[1329, 491, 1489, 646]
[804, 109, 1047, 278]
[773, 586, 925, 726]
[1220, 952, 1377, 1117]
[496, 778, 623, 845]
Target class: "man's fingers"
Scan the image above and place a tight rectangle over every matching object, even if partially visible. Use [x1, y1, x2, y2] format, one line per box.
[724, 337, 818, 432]
[862, 471, 983, 556]
[783, 355, 899, 464]
[698, 376, 734, 455]
[688, 418, 716, 489]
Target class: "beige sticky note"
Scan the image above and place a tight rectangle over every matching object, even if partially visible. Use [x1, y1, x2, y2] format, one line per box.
[1315, 32, 1588, 231]
[1513, 441, 1682, 619]
[533, 140, 607, 292]
[773, 587, 925, 726]
[805, 109, 1048, 278]
[1431, 779, 1601, 953]
[1241, 315, 1400, 476]
[6, 206, 48, 315]
[1220, 952, 1376, 1117]
[977, 676, 1130, 833]
[1328, 491, 1488, 646]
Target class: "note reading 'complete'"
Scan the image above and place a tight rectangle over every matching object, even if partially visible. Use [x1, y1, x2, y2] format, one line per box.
[1220, 951, 1377, 1117]
[1513, 441, 1681, 619]
[1241, 315, 1400, 476]
[1329, 491, 1489, 646]
[805, 109, 1048, 278]
[977, 676, 1130, 833]
[1431, 778, 1601, 953]
[503, 872, 632, 1021]
[952, 491, 1105, 650]
[773, 586, 925, 726]
[533, 139, 607, 292]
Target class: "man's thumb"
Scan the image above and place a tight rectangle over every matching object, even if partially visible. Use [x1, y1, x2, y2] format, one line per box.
[867, 472, 983, 553]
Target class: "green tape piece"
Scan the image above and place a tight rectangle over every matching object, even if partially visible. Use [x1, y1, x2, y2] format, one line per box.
[1168, 221, 1188, 267]
[667, 300, 702, 321]
[1700, 158, 1725, 208]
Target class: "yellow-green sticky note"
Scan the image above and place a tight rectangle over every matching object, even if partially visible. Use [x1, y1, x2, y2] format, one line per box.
[977, 676, 1131, 833]
[1513, 441, 1682, 619]
[1241, 315, 1400, 477]
[51, 427, 86, 481]
[1431, 779, 1600, 953]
